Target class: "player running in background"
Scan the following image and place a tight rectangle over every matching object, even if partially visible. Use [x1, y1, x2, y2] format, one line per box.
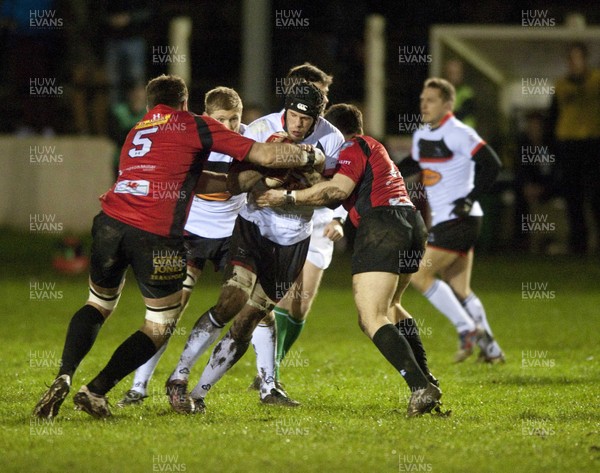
[250, 63, 347, 392]
[165, 82, 343, 413]
[255, 103, 442, 417]
[409, 78, 504, 363]
[32, 74, 324, 419]
[117, 86, 247, 407]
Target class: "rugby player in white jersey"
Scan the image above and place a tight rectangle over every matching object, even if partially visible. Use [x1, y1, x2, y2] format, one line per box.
[410, 78, 505, 363]
[117, 87, 248, 407]
[250, 63, 347, 393]
[164, 82, 342, 413]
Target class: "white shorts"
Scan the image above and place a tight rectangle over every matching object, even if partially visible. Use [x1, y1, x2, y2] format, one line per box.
[306, 208, 335, 270]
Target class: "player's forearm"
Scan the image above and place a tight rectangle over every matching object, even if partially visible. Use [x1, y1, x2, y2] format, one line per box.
[248, 142, 324, 169]
[294, 182, 349, 207]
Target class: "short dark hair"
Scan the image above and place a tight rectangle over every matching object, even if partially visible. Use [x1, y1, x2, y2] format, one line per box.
[146, 74, 188, 108]
[204, 86, 242, 115]
[287, 63, 333, 87]
[424, 77, 456, 104]
[324, 103, 363, 136]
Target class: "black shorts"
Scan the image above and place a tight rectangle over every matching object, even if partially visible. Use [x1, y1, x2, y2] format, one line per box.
[184, 233, 230, 272]
[90, 212, 186, 298]
[427, 217, 482, 254]
[225, 216, 310, 302]
[352, 206, 427, 275]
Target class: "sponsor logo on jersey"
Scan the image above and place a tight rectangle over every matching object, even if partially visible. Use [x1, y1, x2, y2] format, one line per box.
[114, 180, 150, 196]
[135, 114, 172, 129]
[422, 169, 441, 186]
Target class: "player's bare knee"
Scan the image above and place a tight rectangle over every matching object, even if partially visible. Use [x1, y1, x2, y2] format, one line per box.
[357, 315, 369, 336]
[143, 302, 182, 347]
[141, 321, 173, 348]
[411, 272, 432, 293]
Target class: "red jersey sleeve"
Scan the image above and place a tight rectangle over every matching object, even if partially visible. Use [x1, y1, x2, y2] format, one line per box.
[335, 140, 366, 183]
[200, 115, 255, 162]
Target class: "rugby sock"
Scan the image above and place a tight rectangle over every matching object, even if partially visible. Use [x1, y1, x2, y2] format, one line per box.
[251, 323, 277, 393]
[168, 309, 224, 383]
[396, 318, 430, 376]
[462, 293, 493, 336]
[58, 304, 105, 379]
[372, 324, 429, 391]
[130, 342, 168, 396]
[424, 279, 476, 333]
[189, 331, 251, 400]
[274, 307, 289, 377]
[87, 330, 156, 396]
[281, 315, 306, 363]
[462, 293, 504, 358]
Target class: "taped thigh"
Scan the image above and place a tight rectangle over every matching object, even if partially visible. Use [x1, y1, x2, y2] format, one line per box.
[145, 303, 182, 325]
[88, 281, 124, 312]
[223, 264, 257, 298]
[246, 281, 276, 313]
[183, 268, 199, 293]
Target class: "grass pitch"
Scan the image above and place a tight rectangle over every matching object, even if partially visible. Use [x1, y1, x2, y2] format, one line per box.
[1, 229, 599, 472]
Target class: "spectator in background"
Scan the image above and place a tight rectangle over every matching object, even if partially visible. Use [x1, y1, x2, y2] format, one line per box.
[513, 111, 560, 253]
[444, 59, 476, 128]
[549, 42, 600, 255]
[108, 82, 146, 178]
[102, 1, 151, 107]
[64, 0, 107, 135]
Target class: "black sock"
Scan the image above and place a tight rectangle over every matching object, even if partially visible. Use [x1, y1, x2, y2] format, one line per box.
[397, 319, 430, 376]
[87, 331, 157, 396]
[58, 305, 105, 379]
[372, 324, 428, 391]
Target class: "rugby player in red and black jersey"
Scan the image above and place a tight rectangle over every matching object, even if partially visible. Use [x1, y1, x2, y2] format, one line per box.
[33, 74, 325, 420]
[255, 104, 442, 417]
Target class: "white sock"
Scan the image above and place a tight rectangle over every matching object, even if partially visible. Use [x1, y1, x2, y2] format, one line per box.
[482, 340, 504, 358]
[251, 323, 277, 396]
[462, 293, 504, 357]
[168, 310, 224, 383]
[131, 342, 168, 396]
[462, 293, 493, 336]
[189, 331, 250, 399]
[424, 279, 476, 333]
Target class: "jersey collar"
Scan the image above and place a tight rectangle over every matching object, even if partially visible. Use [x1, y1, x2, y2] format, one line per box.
[431, 112, 453, 130]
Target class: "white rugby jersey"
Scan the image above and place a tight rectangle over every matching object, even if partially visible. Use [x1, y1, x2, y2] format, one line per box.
[240, 111, 344, 245]
[184, 124, 248, 239]
[412, 112, 486, 227]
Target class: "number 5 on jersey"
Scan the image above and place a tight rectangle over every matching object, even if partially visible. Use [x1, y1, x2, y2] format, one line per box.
[128, 126, 159, 158]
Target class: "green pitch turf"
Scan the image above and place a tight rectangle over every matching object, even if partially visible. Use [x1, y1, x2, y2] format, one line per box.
[1, 229, 599, 472]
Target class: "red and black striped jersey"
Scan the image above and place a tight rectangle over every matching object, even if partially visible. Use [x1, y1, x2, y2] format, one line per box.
[336, 135, 413, 227]
[100, 104, 255, 237]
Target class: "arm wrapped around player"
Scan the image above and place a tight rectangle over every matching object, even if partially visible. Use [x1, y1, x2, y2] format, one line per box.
[262, 155, 326, 190]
